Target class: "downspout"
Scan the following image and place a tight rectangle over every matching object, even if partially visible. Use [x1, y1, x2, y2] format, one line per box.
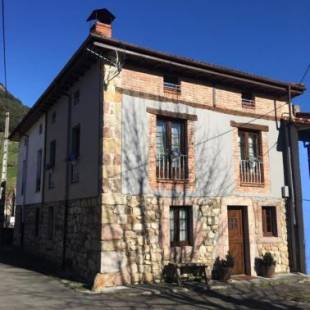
[62, 93, 72, 269]
[21, 134, 29, 248]
[285, 84, 306, 272]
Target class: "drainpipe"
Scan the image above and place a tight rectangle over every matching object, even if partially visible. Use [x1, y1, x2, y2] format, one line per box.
[285, 84, 306, 272]
[62, 93, 72, 269]
[21, 134, 29, 248]
[42, 112, 48, 211]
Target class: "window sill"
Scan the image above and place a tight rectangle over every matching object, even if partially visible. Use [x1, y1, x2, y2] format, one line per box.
[240, 182, 265, 188]
[157, 179, 189, 184]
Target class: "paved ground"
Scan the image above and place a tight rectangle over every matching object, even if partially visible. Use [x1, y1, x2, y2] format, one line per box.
[0, 247, 310, 309]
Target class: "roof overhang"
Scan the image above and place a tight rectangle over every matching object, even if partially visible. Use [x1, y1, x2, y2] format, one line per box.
[10, 33, 306, 141]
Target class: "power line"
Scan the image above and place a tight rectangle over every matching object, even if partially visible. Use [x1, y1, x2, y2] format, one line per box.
[195, 101, 287, 148]
[1, 0, 7, 91]
[299, 63, 310, 84]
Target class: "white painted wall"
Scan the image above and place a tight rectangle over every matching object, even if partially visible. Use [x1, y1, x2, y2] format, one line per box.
[16, 115, 45, 205]
[121, 94, 286, 199]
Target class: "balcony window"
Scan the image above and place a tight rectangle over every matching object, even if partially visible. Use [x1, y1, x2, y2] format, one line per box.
[170, 206, 192, 246]
[239, 129, 264, 185]
[242, 93, 255, 108]
[156, 117, 188, 180]
[164, 75, 181, 94]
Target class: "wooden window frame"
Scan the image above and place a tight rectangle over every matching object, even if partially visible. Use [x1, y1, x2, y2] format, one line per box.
[238, 128, 264, 185]
[163, 75, 181, 94]
[35, 149, 43, 192]
[170, 206, 193, 247]
[156, 116, 188, 180]
[71, 124, 80, 160]
[73, 90, 80, 106]
[48, 140, 56, 169]
[262, 206, 278, 237]
[242, 92, 255, 109]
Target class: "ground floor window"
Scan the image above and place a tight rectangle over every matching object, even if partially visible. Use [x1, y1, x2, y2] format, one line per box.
[170, 206, 192, 246]
[262, 206, 277, 237]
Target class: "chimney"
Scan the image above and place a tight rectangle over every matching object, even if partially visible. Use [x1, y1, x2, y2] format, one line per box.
[87, 9, 115, 38]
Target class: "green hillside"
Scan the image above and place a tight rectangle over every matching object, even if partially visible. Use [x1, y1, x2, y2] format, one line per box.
[0, 85, 29, 191]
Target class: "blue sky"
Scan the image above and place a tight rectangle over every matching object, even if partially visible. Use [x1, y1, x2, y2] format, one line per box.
[1, 1, 310, 270]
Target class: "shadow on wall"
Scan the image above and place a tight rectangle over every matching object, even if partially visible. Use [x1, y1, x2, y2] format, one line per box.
[99, 94, 236, 286]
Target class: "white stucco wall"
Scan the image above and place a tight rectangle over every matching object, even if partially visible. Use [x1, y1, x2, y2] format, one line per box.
[16, 115, 45, 205]
[121, 94, 286, 199]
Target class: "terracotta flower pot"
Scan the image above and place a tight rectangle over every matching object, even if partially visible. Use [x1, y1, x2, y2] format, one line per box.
[218, 267, 233, 282]
[262, 264, 275, 278]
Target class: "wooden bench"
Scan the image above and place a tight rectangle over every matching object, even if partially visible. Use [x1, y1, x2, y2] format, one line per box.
[164, 262, 209, 287]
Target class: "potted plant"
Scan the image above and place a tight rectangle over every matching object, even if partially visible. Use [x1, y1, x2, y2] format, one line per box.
[256, 252, 276, 278]
[217, 252, 235, 282]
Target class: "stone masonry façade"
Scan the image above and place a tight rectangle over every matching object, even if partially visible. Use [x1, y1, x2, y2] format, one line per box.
[13, 197, 101, 283]
[93, 65, 290, 288]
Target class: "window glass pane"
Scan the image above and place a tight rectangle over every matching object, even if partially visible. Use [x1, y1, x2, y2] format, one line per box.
[171, 122, 181, 154]
[248, 132, 259, 159]
[179, 208, 188, 242]
[156, 120, 166, 155]
[169, 208, 175, 242]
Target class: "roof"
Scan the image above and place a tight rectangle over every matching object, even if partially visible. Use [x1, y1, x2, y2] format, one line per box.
[10, 33, 307, 141]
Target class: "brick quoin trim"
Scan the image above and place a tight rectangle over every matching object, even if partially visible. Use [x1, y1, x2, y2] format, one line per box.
[148, 113, 196, 192]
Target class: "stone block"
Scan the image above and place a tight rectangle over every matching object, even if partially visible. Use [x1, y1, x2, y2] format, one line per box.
[101, 224, 123, 240]
[101, 251, 127, 273]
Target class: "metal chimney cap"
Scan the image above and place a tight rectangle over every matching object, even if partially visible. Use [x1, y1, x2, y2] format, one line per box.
[87, 9, 115, 24]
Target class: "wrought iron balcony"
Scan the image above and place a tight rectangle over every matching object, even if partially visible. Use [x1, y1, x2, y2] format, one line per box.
[240, 158, 264, 185]
[156, 153, 188, 180]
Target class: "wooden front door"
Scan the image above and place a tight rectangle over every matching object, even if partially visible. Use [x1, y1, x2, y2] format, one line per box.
[228, 206, 247, 274]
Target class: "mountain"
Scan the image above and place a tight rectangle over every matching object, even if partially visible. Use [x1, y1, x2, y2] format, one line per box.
[0, 84, 29, 132]
[0, 85, 29, 191]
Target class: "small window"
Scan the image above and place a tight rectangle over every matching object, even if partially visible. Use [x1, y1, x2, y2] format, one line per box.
[262, 206, 277, 237]
[242, 93, 255, 108]
[34, 208, 40, 237]
[170, 206, 192, 246]
[47, 207, 54, 240]
[73, 90, 80, 106]
[70, 163, 79, 184]
[39, 124, 43, 135]
[71, 125, 80, 160]
[51, 111, 56, 124]
[48, 140, 56, 169]
[48, 171, 55, 189]
[35, 149, 42, 192]
[164, 75, 181, 94]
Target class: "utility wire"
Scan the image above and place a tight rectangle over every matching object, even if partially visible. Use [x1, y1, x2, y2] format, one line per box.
[1, 0, 7, 92]
[299, 64, 310, 84]
[194, 101, 287, 148]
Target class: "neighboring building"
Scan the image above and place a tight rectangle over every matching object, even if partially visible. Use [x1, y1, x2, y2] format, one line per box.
[10, 9, 310, 287]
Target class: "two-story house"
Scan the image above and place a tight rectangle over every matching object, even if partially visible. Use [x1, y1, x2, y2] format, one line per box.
[10, 9, 310, 287]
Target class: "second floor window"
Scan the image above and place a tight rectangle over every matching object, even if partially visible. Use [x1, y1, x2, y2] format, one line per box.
[35, 149, 42, 192]
[71, 125, 80, 160]
[48, 140, 56, 169]
[239, 129, 264, 185]
[156, 117, 188, 180]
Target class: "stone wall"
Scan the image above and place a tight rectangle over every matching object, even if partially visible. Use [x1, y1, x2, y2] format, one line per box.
[96, 194, 290, 287]
[13, 196, 101, 282]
